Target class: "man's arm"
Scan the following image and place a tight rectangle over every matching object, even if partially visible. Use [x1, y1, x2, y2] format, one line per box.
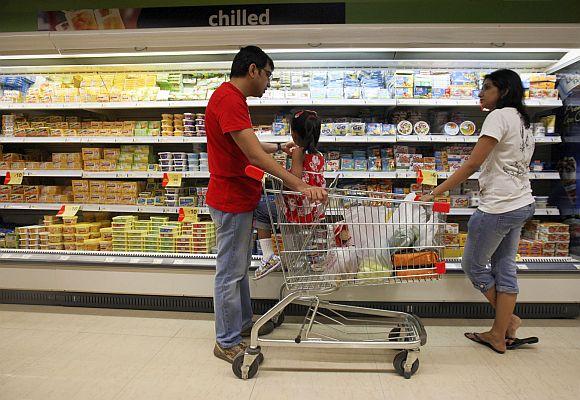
[230, 129, 326, 201]
[260, 142, 278, 154]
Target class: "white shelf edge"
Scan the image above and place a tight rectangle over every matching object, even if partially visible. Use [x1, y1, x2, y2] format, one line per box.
[0, 170, 558, 180]
[0, 99, 562, 110]
[0, 135, 561, 144]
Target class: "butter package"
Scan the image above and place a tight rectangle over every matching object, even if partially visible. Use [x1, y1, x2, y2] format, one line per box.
[103, 148, 121, 160]
[82, 148, 103, 160]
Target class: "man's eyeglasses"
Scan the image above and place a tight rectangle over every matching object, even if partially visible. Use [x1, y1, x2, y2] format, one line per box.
[260, 69, 273, 80]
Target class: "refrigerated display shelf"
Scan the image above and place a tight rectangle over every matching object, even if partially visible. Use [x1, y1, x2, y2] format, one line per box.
[0, 98, 562, 110]
[3, 170, 560, 180]
[0, 135, 562, 144]
[0, 203, 560, 216]
[0, 249, 577, 272]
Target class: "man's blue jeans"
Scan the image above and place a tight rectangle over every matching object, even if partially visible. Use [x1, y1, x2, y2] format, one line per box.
[209, 206, 254, 348]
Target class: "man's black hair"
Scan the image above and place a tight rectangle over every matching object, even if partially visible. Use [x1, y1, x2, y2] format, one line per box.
[230, 45, 274, 78]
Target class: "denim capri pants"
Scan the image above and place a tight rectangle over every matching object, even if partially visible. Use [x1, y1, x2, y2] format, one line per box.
[461, 203, 535, 294]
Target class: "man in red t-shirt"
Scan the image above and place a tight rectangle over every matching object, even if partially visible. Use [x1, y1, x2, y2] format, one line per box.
[206, 46, 326, 364]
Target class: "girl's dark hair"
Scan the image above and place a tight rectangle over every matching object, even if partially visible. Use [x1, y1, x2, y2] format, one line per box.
[291, 110, 321, 154]
[484, 69, 531, 128]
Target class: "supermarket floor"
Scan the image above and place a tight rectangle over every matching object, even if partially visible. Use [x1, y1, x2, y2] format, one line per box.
[0, 304, 579, 400]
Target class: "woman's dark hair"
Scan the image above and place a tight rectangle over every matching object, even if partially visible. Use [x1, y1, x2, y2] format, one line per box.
[484, 69, 531, 128]
[291, 110, 321, 154]
[230, 45, 274, 78]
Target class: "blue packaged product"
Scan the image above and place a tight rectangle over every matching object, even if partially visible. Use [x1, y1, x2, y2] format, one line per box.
[353, 150, 366, 158]
[354, 158, 368, 171]
[340, 157, 354, 171]
[368, 157, 381, 171]
[366, 122, 383, 135]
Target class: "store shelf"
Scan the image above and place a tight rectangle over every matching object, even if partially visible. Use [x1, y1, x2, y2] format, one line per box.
[0, 98, 562, 111]
[450, 208, 559, 216]
[0, 169, 83, 177]
[0, 135, 561, 145]
[0, 203, 180, 214]
[0, 170, 559, 180]
[0, 248, 577, 273]
[0, 136, 208, 144]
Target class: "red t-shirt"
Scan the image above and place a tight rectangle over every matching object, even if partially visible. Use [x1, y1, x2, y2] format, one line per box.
[205, 82, 262, 213]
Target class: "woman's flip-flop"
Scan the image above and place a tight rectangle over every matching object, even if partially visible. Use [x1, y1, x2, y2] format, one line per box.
[506, 336, 539, 350]
[464, 332, 505, 354]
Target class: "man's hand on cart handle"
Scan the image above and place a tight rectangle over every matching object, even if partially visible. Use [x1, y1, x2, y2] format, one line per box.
[298, 183, 327, 202]
[282, 141, 298, 156]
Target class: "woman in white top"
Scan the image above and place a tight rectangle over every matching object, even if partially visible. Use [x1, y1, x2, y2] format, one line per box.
[422, 69, 537, 354]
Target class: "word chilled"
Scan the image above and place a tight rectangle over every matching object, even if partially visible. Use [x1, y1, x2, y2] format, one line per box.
[209, 8, 270, 26]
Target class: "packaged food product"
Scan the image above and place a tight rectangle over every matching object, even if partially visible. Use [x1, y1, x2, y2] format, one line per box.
[397, 120, 413, 135]
[444, 122, 460, 136]
[414, 121, 430, 135]
[460, 121, 476, 136]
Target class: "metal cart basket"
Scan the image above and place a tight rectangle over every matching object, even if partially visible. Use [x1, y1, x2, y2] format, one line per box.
[234, 166, 450, 379]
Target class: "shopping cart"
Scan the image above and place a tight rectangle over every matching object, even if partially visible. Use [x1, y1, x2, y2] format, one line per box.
[234, 166, 450, 380]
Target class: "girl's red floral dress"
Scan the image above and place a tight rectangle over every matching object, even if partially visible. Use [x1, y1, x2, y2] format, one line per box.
[283, 152, 326, 223]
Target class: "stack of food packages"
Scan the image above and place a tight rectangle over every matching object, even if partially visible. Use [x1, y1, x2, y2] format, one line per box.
[157, 151, 208, 172]
[137, 182, 208, 208]
[22, 73, 160, 103]
[82, 145, 154, 172]
[0, 184, 72, 204]
[441, 223, 468, 258]
[72, 180, 145, 206]
[110, 215, 216, 254]
[16, 214, 111, 251]
[521, 220, 570, 257]
[159, 113, 206, 137]
[0, 227, 18, 248]
[0, 114, 162, 137]
[12, 213, 216, 254]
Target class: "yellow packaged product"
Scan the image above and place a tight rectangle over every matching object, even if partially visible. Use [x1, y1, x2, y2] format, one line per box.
[84, 239, 100, 251]
[103, 148, 121, 160]
[62, 216, 78, 225]
[75, 233, 91, 243]
[48, 243, 64, 250]
[62, 233, 75, 243]
[48, 234, 63, 244]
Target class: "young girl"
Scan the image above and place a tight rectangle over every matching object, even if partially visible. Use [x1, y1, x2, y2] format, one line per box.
[422, 69, 537, 353]
[254, 110, 326, 279]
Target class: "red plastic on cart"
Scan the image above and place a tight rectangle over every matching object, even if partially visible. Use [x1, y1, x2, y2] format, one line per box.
[245, 165, 264, 181]
[414, 194, 421, 201]
[435, 261, 446, 274]
[432, 201, 451, 213]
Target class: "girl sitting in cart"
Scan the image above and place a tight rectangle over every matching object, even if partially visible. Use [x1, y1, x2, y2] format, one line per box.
[254, 109, 326, 279]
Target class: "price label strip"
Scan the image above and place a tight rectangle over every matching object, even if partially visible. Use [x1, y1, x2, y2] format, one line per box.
[4, 170, 24, 185]
[56, 204, 81, 217]
[162, 172, 182, 187]
[417, 170, 438, 186]
[178, 207, 199, 222]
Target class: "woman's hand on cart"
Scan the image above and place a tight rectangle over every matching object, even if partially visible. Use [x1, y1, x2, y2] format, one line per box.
[419, 194, 435, 203]
[298, 183, 327, 202]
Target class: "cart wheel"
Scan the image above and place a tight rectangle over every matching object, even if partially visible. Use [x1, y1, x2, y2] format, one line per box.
[232, 352, 260, 380]
[272, 311, 285, 327]
[393, 350, 419, 379]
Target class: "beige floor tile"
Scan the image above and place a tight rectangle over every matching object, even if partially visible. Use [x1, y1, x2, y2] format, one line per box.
[250, 371, 385, 400]
[114, 338, 256, 400]
[10, 332, 169, 381]
[0, 375, 124, 400]
[480, 347, 580, 400]
[374, 346, 519, 400]
[0, 328, 78, 374]
[174, 318, 216, 339]
[0, 309, 103, 332]
[79, 314, 187, 337]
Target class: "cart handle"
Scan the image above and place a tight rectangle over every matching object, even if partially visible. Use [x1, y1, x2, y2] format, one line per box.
[245, 165, 264, 181]
[413, 194, 451, 214]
